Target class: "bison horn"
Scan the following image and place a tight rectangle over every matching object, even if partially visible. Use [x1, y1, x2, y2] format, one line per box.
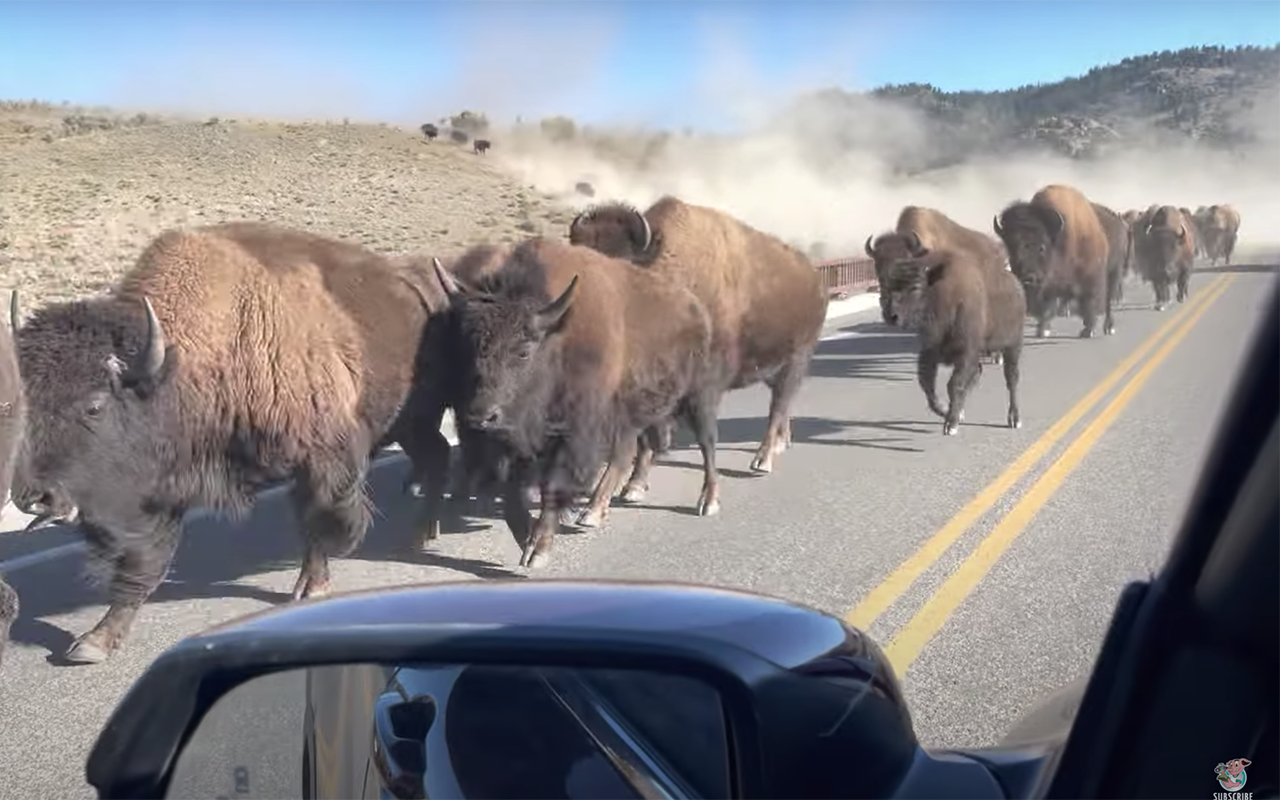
[864, 235, 875, 258]
[9, 289, 18, 333]
[568, 211, 586, 237]
[139, 297, 167, 380]
[637, 213, 652, 253]
[535, 274, 579, 332]
[906, 231, 924, 256]
[432, 257, 463, 298]
[1178, 224, 1187, 241]
[992, 215, 1003, 237]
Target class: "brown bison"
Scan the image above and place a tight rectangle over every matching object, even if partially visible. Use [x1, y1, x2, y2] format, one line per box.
[567, 197, 828, 479]
[10, 222, 454, 664]
[993, 184, 1114, 338]
[880, 247, 1026, 435]
[1091, 202, 1134, 309]
[0, 292, 25, 669]
[429, 237, 720, 567]
[1199, 204, 1242, 266]
[473, 139, 492, 155]
[420, 123, 439, 141]
[1132, 205, 1195, 310]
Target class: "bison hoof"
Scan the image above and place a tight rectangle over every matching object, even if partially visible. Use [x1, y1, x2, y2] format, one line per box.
[1008, 412, 1022, 430]
[1104, 323, 1116, 336]
[619, 483, 647, 503]
[943, 422, 960, 436]
[558, 507, 581, 527]
[697, 494, 721, 517]
[749, 456, 773, 474]
[1154, 303, 1165, 312]
[291, 575, 332, 602]
[65, 635, 113, 665]
[519, 546, 550, 570]
[1078, 328, 1094, 339]
[577, 508, 606, 529]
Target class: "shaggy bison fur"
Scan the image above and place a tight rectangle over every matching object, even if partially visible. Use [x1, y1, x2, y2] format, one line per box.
[0, 292, 25, 668]
[567, 196, 828, 479]
[1199, 204, 1242, 266]
[880, 247, 1026, 435]
[1091, 202, 1134, 308]
[430, 237, 719, 568]
[1133, 205, 1195, 310]
[10, 221, 453, 664]
[994, 184, 1114, 339]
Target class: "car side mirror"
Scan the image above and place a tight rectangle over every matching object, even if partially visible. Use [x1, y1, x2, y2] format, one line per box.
[87, 580, 920, 800]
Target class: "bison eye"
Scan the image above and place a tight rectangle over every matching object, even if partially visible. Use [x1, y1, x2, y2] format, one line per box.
[84, 396, 106, 418]
[517, 344, 535, 361]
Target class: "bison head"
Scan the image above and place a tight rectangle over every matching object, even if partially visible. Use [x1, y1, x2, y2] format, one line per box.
[432, 258, 578, 434]
[993, 202, 1066, 297]
[879, 254, 939, 330]
[1143, 220, 1188, 278]
[866, 232, 927, 324]
[11, 295, 175, 532]
[568, 203, 653, 261]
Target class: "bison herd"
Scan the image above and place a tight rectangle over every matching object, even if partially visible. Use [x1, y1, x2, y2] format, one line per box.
[0, 182, 1244, 670]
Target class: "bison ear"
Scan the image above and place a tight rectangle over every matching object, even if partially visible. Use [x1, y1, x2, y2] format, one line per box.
[534, 274, 579, 334]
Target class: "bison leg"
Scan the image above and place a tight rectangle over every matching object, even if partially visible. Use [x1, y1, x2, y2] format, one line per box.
[400, 424, 454, 548]
[1176, 266, 1191, 304]
[943, 356, 981, 436]
[0, 577, 17, 669]
[750, 349, 810, 474]
[620, 428, 661, 503]
[520, 484, 565, 570]
[288, 452, 374, 602]
[678, 387, 723, 517]
[917, 350, 946, 420]
[1224, 233, 1236, 266]
[578, 434, 640, 529]
[1003, 346, 1023, 430]
[66, 515, 182, 664]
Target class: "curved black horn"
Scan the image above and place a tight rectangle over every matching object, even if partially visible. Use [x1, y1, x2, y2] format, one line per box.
[536, 275, 579, 331]
[864, 235, 875, 258]
[9, 290, 18, 333]
[636, 212, 652, 252]
[432, 257, 462, 298]
[992, 214, 1004, 237]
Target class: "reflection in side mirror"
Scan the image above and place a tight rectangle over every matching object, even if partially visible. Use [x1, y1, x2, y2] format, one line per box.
[167, 663, 731, 800]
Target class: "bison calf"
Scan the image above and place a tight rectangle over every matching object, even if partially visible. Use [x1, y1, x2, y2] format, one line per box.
[881, 248, 1026, 435]
[430, 238, 719, 568]
[10, 222, 453, 664]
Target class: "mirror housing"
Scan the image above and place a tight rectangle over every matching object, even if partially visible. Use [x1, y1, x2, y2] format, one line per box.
[87, 580, 919, 799]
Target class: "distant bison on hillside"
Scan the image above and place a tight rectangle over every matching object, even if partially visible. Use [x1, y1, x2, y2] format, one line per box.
[9, 222, 453, 664]
[420, 123, 439, 140]
[473, 138, 491, 154]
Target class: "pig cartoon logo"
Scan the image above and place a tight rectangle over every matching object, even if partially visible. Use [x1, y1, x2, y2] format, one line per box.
[1214, 758, 1251, 792]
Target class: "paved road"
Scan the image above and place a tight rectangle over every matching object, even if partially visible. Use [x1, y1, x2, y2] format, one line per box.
[0, 265, 1274, 797]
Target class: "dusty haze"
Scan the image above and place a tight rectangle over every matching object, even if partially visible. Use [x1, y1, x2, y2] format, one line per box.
[68, 5, 1280, 258]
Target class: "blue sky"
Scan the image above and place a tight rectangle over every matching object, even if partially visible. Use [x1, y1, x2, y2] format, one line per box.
[1, 1, 1275, 130]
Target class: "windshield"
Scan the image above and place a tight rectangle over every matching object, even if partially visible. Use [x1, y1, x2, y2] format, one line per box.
[0, 2, 1277, 798]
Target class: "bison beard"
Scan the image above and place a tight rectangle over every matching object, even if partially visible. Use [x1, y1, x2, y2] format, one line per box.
[8, 222, 454, 664]
[429, 239, 720, 568]
[882, 249, 1025, 436]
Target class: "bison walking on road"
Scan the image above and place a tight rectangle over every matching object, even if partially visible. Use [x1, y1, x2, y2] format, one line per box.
[9, 222, 454, 664]
[994, 184, 1114, 339]
[880, 247, 1026, 436]
[430, 238, 720, 568]
[568, 196, 828, 478]
[1133, 205, 1195, 310]
[1199, 204, 1242, 266]
[0, 292, 26, 669]
[1091, 202, 1134, 310]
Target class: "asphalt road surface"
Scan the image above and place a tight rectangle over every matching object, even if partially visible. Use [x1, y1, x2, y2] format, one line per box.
[0, 264, 1274, 798]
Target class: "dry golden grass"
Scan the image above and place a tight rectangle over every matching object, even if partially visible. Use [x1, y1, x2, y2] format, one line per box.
[0, 101, 578, 312]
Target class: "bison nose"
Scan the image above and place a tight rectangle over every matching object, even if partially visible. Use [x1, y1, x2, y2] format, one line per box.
[468, 406, 503, 429]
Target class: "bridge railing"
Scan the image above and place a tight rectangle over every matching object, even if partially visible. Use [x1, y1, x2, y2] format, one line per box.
[814, 256, 878, 300]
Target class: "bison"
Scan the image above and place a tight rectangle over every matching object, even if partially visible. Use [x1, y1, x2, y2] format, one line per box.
[9, 222, 453, 664]
[420, 123, 439, 141]
[0, 291, 25, 669]
[1199, 204, 1242, 266]
[567, 196, 828, 479]
[429, 237, 719, 567]
[473, 139, 491, 155]
[880, 246, 1026, 436]
[1132, 205, 1195, 310]
[1091, 202, 1134, 309]
[993, 184, 1114, 338]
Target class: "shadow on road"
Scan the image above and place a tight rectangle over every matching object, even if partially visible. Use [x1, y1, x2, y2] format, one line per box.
[1195, 263, 1279, 275]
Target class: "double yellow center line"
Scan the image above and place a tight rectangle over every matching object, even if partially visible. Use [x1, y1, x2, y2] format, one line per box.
[844, 274, 1235, 676]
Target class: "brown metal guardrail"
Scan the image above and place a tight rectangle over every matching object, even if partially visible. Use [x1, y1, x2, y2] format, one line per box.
[814, 256, 878, 300]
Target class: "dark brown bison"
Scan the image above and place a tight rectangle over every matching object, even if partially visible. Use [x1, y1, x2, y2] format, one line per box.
[1133, 205, 1195, 310]
[567, 196, 828, 479]
[10, 222, 453, 664]
[420, 123, 439, 140]
[993, 184, 1114, 338]
[1091, 202, 1133, 309]
[0, 291, 25, 669]
[429, 237, 719, 567]
[473, 139, 491, 154]
[1199, 204, 1242, 266]
[880, 247, 1026, 435]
